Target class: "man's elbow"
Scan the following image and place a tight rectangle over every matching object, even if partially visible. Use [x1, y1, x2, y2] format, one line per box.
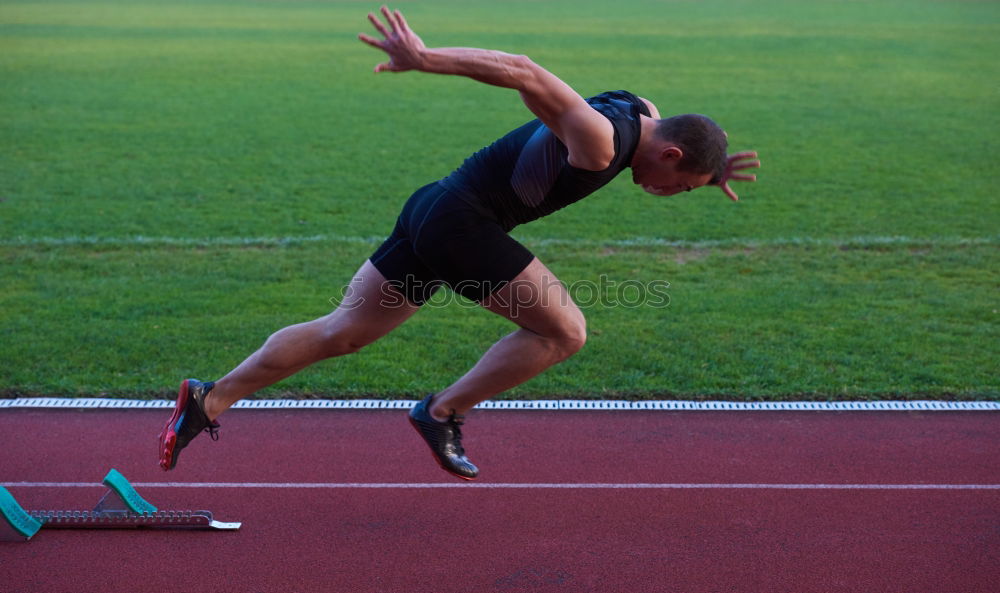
[506, 54, 541, 92]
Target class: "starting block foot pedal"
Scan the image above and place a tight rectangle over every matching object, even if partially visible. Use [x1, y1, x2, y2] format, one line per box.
[0, 487, 42, 542]
[95, 469, 158, 515]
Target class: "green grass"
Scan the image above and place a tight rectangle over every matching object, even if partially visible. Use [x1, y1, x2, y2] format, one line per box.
[1, 0, 998, 399]
[3, 241, 996, 399]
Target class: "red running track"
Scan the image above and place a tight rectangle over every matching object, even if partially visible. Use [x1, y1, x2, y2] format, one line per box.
[1, 408, 998, 593]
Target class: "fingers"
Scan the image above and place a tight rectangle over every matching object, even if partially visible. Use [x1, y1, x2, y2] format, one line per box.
[358, 32, 391, 72]
[730, 160, 761, 172]
[727, 152, 759, 169]
[380, 6, 396, 32]
[363, 6, 409, 45]
[371, 6, 410, 36]
[394, 8, 411, 33]
[367, 11, 390, 38]
[380, 5, 406, 34]
[357, 32, 383, 49]
[725, 151, 760, 183]
[362, 6, 402, 73]
[718, 151, 759, 200]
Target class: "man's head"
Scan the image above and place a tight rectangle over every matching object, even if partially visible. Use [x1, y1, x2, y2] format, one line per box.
[631, 114, 728, 196]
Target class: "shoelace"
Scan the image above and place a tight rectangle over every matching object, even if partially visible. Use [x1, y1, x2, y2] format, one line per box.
[193, 386, 220, 442]
[449, 414, 466, 455]
[204, 421, 220, 441]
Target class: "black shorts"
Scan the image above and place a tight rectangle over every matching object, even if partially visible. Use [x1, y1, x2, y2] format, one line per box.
[370, 182, 535, 305]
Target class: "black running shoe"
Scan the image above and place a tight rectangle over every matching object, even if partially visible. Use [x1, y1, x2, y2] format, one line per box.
[408, 394, 479, 480]
[158, 379, 219, 471]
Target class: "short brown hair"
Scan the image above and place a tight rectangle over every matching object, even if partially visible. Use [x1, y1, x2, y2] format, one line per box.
[654, 114, 728, 184]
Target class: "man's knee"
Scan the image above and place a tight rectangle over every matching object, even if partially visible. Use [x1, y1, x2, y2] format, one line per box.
[320, 329, 371, 358]
[550, 316, 587, 360]
[325, 338, 366, 357]
[314, 316, 374, 358]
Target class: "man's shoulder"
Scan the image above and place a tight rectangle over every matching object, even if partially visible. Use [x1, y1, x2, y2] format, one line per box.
[585, 90, 651, 119]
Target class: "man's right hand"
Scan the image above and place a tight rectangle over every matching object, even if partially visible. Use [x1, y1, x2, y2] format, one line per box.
[358, 5, 427, 73]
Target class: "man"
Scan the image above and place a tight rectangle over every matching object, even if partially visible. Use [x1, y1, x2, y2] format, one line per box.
[158, 6, 759, 479]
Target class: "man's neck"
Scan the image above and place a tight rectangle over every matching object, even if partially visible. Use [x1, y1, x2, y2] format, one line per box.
[631, 115, 659, 168]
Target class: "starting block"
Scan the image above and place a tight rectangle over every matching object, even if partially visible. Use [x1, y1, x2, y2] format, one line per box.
[1, 469, 240, 542]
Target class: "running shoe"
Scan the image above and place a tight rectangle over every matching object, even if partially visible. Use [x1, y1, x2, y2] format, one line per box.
[408, 394, 479, 480]
[158, 378, 219, 471]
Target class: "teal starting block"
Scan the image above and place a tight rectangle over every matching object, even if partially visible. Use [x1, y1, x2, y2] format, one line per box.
[1, 469, 240, 542]
[0, 486, 42, 541]
[95, 468, 159, 515]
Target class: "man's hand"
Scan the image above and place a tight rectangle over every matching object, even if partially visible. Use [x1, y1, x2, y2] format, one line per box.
[717, 151, 760, 201]
[358, 5, 426, 73]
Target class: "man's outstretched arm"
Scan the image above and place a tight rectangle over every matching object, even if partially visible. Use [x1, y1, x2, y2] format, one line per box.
[358, 6, 614, 171]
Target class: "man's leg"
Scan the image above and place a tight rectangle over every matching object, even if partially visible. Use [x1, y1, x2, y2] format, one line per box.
[406, 257, 583, 479]
[159, 260, 420, 470]
[429, 257, 586, 420]
[203, 260, 421, 420]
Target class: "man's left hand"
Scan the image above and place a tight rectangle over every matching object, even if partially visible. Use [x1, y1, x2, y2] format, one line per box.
[718, 151, 760, 201]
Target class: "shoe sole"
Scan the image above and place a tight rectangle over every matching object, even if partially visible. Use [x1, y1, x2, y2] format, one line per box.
[408, 416, 478, 481]
[158, 379, 191, 471]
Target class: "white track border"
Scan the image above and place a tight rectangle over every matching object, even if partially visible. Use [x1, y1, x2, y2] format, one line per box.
[0, 398, 997, 411]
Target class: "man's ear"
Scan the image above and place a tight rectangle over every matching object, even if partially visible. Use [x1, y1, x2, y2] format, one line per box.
[661, 145, 683, 162]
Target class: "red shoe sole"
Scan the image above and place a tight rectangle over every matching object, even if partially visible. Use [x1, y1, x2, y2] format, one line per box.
[408, 416, 477, 481]
[158, 379, 191, 471]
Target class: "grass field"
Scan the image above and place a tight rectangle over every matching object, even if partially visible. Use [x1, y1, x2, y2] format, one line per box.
[1, 0, 997, 399]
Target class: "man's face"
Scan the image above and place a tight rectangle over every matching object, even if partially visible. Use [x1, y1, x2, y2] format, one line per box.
[637, 169, 714, 197]
[632, 145, 713, 197]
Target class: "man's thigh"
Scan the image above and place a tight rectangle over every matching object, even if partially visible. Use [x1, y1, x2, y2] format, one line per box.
[323, 260, 422, 345]
[480, 257, 585, 336]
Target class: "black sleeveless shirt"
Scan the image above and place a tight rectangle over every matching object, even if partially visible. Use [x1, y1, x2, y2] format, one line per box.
[438, 90, 650, 231]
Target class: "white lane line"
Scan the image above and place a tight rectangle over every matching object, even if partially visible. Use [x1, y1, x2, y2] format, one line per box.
[3, 399, 998, 411]
[3, 482, 999, 490]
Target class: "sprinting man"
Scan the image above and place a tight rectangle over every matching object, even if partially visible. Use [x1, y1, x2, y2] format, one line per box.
[158, 6, 759, 479]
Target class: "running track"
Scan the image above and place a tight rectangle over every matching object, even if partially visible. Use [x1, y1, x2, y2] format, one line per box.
[1, 407, 998, 592]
